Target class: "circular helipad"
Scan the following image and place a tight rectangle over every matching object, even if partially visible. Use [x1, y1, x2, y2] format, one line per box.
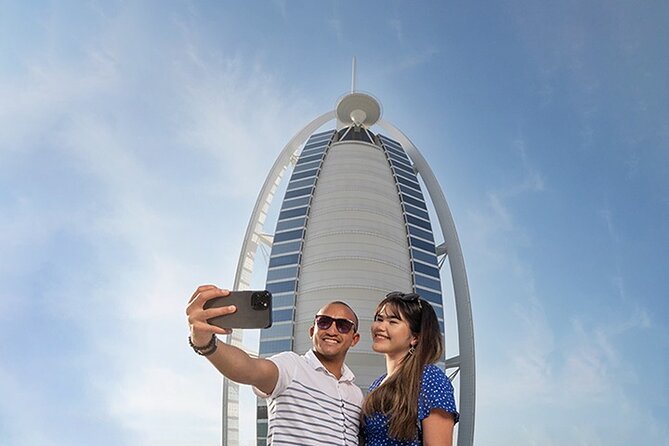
[335, 92, 382, 127]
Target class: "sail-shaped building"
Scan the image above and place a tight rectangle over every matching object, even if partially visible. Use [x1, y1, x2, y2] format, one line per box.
[228, 89, 475, 446]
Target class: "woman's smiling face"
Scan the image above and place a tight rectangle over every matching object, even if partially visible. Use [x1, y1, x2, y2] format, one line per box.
[371, 304, 416, 357]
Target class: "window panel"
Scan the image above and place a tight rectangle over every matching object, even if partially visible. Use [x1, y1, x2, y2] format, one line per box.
[287, 176, 317, 191]
[385, 145, 409, 160]
[295, 153, 323, 165]
[273, 229, 304, 243]
[259, 339, 292, 355]
[278, 206, 309, 220]
[272, 308, 294, 321]
[407, 214, 432, 230]
[266, 266, 299, 282]
[392, 162, 415, 176]
[270, 241, 302, 256]
[379, 136, 402, 150]
[281, 196, 310, 210]
[414, 261, 440, 278]
[416, 287, 443, 305]
[293, 160, 321, 173]
[290, 168, 318, 181]
[394, 167, 419, 184]
[384, 142, 404, 153]
[310, 130, 334, 141]
[301, 143, 327, 154]
[399, 184, 423, 200]
[271, 293, 296, 308]
[407, 224, 434, 243]
[387, 149, 408, 162]
[396, 174, 421, 191]
[284, 187, 312, 200]
[404, 203, 430, 220]
[266, 281, 296, 294]
[412, 248, 438, 265]
[268, 253, 300, 268]
[410, 236, 435, 253]
[275, 217, 306, 232]
[415, 274, 442, 292]
[262, 322, 294, 339]
[401, 194, 427, 210]
[390, 157, 414, 173]
[302, 145, 327, 155]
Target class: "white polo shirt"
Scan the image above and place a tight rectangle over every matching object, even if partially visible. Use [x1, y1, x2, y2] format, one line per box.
[254, 349, 363, 446]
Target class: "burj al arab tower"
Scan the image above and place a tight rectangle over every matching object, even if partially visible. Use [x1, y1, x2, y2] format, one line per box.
[227, 78, 476, 446]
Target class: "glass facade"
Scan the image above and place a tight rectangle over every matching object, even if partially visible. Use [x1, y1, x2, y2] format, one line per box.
[378, 134, 445, 323]
[259, 130, 336, 358]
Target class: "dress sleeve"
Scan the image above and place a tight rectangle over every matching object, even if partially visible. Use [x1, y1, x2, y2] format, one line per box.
[368, 373, 386, 392]
[418, 365, 460, 423]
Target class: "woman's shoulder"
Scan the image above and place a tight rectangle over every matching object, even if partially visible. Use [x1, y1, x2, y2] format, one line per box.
[369, 372, 387, 391]
[421, 364, 454, 389]
[419, 364, 459, 421]
[422, 363, 447, 379]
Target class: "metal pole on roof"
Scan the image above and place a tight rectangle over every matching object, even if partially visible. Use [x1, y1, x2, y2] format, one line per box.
[351, 56, 357, 92]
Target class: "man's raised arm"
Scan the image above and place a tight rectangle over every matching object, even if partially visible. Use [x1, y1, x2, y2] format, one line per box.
[186, 285, 279, 395]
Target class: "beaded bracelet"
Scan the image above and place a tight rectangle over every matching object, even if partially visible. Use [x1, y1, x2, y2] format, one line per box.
[189, 335, 217, 356]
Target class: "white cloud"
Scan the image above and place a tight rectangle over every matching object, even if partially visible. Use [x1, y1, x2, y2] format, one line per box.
[0, 367, 52, 445]
[463, 135, 542, 269]
[463, 135, 665, 444]
[328, 18, 344, 45]
[271, 0, 289, 21]
[0, 5, 314, 444]
[101, 364, 222, 444]
[387, 19, 404, 44]
[477, 290, 661, 444]
[512, 138, 545, 193]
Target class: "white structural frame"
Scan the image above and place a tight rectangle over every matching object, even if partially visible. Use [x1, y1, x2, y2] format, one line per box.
[228, 110, 475, 446]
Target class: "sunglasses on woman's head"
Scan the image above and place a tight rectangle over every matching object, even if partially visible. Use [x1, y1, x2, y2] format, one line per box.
[386, 291, 422, 308]
[314, 314, 357, 334]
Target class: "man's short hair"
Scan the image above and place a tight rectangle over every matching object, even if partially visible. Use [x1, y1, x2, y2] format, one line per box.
[327, 300, 359, 331]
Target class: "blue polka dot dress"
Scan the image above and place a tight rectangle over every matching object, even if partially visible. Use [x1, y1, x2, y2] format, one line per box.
[362, 364, 459, 446]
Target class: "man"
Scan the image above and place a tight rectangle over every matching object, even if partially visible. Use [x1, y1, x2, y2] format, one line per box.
[186, 285, 363, 445]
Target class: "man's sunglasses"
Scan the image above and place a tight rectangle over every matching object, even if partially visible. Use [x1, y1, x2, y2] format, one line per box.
[314, 315, 357, 334]
[386, 291, 422, 308]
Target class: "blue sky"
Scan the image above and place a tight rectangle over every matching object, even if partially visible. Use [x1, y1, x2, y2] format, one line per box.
[1, 1, 668, 445]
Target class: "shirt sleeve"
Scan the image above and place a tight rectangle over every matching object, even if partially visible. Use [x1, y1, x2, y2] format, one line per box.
[418, 365, 460, 423]
[252, 351, 298, 399]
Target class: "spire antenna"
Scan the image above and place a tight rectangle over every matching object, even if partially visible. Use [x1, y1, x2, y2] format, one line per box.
[351, 56, 357, 93]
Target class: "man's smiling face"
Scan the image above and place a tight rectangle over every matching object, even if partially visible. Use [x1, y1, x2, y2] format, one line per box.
[310, 302, 360, 362]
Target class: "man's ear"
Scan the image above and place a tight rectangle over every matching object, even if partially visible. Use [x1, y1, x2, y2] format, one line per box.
[350, 332, 361, 347]
[309, 325, 315, 338]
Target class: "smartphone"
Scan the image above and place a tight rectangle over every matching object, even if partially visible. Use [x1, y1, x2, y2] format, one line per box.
[203, 290, 273, 329]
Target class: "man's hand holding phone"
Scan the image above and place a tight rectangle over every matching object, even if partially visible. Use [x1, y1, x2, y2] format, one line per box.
[187, 285, 273, 344]
[186, 285, 236, 347]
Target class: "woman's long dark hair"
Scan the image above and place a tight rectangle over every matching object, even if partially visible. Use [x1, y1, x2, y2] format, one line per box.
[362, 294, 443, 441]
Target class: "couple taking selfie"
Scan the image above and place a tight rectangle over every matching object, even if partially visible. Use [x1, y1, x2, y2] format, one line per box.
[186, 286, 459, 445]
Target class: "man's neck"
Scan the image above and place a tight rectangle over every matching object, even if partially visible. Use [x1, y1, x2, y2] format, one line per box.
[312, 350, 344, 379]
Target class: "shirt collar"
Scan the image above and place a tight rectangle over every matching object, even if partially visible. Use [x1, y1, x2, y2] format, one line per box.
[305, 349, 356, 383]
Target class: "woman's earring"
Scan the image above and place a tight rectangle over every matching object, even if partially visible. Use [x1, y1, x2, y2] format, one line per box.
[408, 344, 416, 355]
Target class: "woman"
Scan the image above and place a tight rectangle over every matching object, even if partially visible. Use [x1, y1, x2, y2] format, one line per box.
[362, 291, 459, 446]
